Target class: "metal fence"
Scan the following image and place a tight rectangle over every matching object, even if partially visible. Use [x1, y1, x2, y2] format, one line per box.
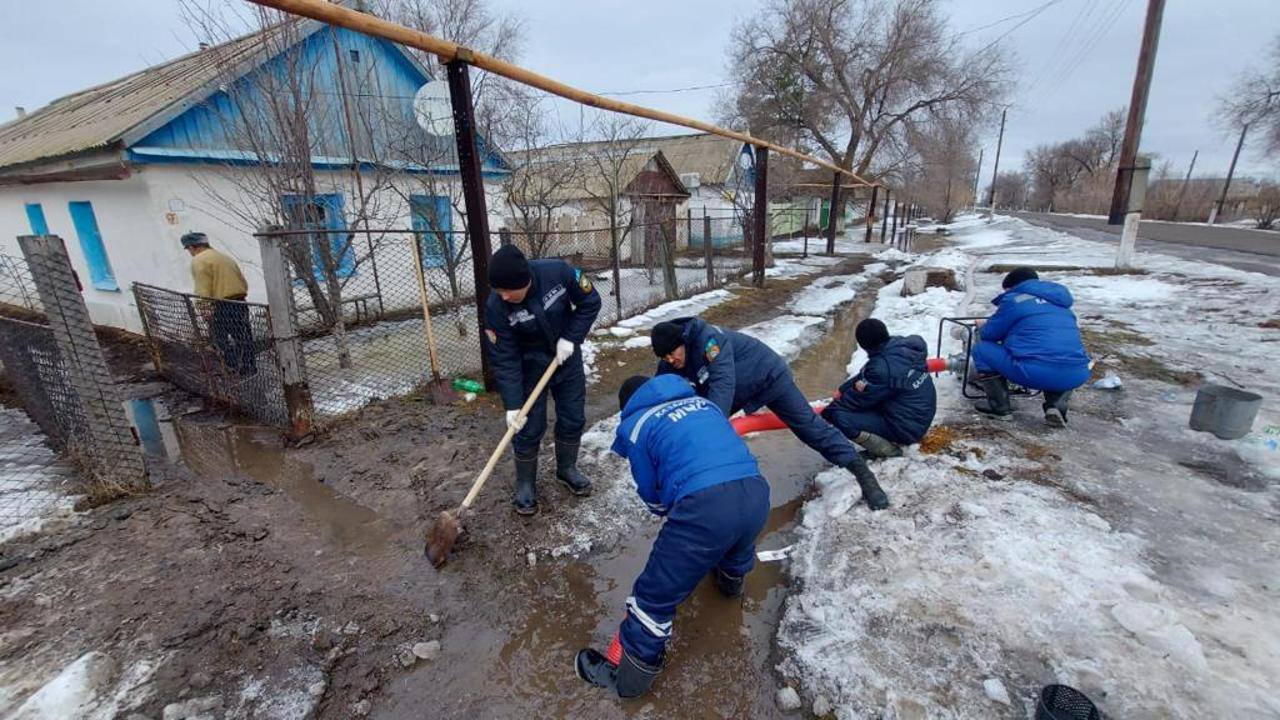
[0, 240, 147, 534]
[132, 283, 290, 426]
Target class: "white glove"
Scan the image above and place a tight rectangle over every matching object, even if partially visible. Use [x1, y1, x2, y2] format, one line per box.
[555, 338, 575, 364]
[505, 410, 526, 431]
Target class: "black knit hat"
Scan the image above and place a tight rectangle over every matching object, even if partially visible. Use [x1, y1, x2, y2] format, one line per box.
[855, 318, 890, 351]
[618, 375, 649, 410]
[1002, 266, 1039, 289]
[488, 245, 531, 290]
[651, 321, 685, 357]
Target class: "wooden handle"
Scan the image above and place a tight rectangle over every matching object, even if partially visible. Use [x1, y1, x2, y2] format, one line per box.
[408, 236, 444, 380]
[459, 358, 560, 510]
[245, 0, 875, 188]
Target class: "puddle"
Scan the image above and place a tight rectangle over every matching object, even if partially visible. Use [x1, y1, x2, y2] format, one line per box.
[126, 395, 400, 556]
[379, 265, 885, 718]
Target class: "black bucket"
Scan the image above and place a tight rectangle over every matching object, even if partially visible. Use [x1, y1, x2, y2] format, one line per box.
[1035, 684, 1101, 720]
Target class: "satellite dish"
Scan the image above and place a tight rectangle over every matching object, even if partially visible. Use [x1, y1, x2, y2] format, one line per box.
[414, 82, 454, 137]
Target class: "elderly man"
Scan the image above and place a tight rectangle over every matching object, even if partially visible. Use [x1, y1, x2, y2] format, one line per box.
[182, 232, 255, 376]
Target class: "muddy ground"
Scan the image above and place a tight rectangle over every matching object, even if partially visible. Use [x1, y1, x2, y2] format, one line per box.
[1, 254, 909, 719]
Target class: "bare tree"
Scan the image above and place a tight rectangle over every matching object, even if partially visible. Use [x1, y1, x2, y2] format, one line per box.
[502, 90, 581, 257]
[1022, 108, 1128, 214]
[720, 0, 1009, 185]
[1251, 180, 1280, 230]
[181, 1, 405, 369]
[988, 170, 1029, 210]
[577, 116, 650, 313]
[904, 114, 977, 222]
[1216, 34, 1280, 158]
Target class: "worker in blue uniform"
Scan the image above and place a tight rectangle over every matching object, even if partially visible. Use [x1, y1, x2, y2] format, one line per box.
[576, 374, 771, 698]
[972, 267, 1092, 427]
[822, 318, 937, 458]
[649, 317, 888, 510]
[483, 244, 601, 514]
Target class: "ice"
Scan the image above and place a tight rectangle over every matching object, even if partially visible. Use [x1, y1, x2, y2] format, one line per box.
[615, 288, 732, 329]
[982, 678, 1011, 706]
[789, 274, 868, 315]
[740, 315, 827, 362]
[1093, 371, 1123, 390]
[621, 335, 651, 350]
[8, 652, 115, 720]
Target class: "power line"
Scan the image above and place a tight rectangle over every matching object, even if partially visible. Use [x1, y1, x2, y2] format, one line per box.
[955, 0, 1066, 39]
[1026, 0, 1101, 95]
[597, 82, 732, 97]
[1050, 0, 1137, 90]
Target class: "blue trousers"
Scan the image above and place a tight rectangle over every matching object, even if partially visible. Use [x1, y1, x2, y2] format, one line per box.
[758, 373, 860, 466]
[973, 341, 1090, 394]
[620, 476, 771, 665]
[822, 405, 917, 445]
[512, 351, 586, 456]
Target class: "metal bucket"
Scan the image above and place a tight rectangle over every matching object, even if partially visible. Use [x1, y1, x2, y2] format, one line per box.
[1189, 384, 1263, 440]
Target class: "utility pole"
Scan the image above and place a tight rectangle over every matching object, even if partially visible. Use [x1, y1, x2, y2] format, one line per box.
[985, 108, 1006, 219]
[1108, 0, 1167, 225]
[1209, 124, 1248, 224]
[973, 147, 984, 210]
[1171, 149, 1198, 222]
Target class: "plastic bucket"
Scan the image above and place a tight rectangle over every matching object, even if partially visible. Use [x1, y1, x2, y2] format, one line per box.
[1189, 384, 1263, 440]
[1035, 684, 1100, 720]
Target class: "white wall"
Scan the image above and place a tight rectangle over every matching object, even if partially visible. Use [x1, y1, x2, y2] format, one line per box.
[0, 162, 508, 332]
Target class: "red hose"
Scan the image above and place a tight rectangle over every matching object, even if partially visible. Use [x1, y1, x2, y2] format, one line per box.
[731, 357, 948, 436]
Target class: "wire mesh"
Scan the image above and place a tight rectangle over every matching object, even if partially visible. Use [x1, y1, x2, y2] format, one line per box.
[133, 283, 289, 426]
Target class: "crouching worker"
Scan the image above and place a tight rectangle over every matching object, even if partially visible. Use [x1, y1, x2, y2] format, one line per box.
[650, 317, 888, 510]
[822, 319, 937, 458]
[972, 267, 1091, 427]
[576, 374, 771, 698]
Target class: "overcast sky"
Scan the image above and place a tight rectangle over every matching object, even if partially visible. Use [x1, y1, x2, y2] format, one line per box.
[2, 0, 1276, 181]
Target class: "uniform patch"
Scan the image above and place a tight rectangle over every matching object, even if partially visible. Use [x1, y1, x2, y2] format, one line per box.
[704, 338, 720, 361]
[576, 268, 593, 293]
[485, 328, 498, 345]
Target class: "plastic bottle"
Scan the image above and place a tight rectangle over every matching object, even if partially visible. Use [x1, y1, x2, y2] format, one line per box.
[452, 378, 484, 393]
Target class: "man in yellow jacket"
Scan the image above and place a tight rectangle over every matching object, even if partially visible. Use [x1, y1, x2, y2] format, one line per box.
[183, 232, 255, 376]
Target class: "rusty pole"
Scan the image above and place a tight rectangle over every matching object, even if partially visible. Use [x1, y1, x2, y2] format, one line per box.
[753, 147, 769, 287]
[880, 189, 890, 242]
[864, 185, 879, 243]
[446, 59, 493, 388]
[825, 172, 840, 254]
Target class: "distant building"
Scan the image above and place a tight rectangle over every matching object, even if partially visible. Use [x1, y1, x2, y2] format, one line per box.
[0, 17, 507, 330]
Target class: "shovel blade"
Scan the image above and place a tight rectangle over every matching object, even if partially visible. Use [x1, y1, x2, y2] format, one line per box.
[425, 510, 461, 567]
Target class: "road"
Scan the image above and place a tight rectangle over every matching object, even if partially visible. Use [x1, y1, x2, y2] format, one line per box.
[1013, 212, 1280, 276]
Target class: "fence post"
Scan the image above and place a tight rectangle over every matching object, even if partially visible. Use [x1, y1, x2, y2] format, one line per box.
[802, 207, 810, 258]
[825, 172, 839, 254]
[257, 231, 315, 438]
[864, 185, 879, 243]
[752, 147, 769, 288]
[16, 234, 147, 485]
[446, 59, 494, 388]
[880, 190, 891, 242]
[703, 215, 714, 288]
[891, 202, 900, 243]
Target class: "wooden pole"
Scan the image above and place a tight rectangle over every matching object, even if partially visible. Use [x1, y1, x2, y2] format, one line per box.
[1108, 0, 1167, 224]
[825, 172, 840, 254]
[446, 60, 493, 388]
[1171, 149, 1198, 222]
[864, 185, 879, 243]
[752, 147, 768, 288]
[985, 109, 1006, 218]
[257, 230, 314, 437]
[408, 234, 445, 381]
[880, 189, 890, 242]
[1210, 125, 1248, 224]
[703, 214, 714, 288]
[246, 0, 874, 187]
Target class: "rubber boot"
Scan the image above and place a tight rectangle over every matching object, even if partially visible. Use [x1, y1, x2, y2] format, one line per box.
[614, 648, 662, 699]
[575, 648, 616, 691]
[844, 455, 889, 510]
[555, 436, 592, 496]
[974, 374, 1013, 419]
[1042, 389, 1072, 428]
[513, 452, 538, 516]
[714, 568, 744, 598]
[854, 430, 904, 459]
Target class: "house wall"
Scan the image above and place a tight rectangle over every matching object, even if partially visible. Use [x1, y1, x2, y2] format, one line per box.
[1, 162, 506, 331]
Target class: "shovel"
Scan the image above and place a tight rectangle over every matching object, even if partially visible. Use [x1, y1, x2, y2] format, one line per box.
[425, 357, 561, 567]
[409, 234, 457, 404]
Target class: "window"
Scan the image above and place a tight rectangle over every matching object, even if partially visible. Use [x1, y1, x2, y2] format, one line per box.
[280, 193, 355, 280]
[24, 203, 49, 234]
[67, 201, 118, 291]
[349, 49, 361, 63]
[410, 195, 454, 268]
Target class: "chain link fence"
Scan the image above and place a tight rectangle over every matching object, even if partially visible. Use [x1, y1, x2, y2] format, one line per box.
[0, 240, 148, 539]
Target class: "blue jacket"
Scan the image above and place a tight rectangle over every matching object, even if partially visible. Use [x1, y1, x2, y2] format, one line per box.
[830, 335, 937, 442]
[656, 317, 788, 416]
[980, 279, 1090, 368]
[483, 258, 602, 409]
[612, 374, 761, 515]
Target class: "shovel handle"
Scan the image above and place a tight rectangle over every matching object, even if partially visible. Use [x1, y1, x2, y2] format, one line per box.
[459, 357, 561, 510]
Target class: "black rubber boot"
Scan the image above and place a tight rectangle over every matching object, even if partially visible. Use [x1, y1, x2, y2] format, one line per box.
[513, 453, 538, 516]
[844, 456, 889, 510]
[1042, 390, 1073, 428]
[575, 648, 616, 691]
[614, 648, 662, 699]
[714, 568, 744, 598]
[555, 436, 592, 496]
[974, 374, 1013, 418]
[854, 430, 904, 459]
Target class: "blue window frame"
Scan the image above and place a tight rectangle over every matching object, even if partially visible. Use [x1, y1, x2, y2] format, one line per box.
[280, 193, 355, 280]
[409, 195, 454, 268]
[67, 201, 118, 291]
[25, 203, 49, 234]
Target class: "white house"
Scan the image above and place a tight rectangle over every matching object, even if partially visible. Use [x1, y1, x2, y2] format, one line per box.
[0, 16, 508, 331]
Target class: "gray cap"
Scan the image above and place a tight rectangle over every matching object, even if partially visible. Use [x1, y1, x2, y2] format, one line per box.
[180, 232, 209, 248]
